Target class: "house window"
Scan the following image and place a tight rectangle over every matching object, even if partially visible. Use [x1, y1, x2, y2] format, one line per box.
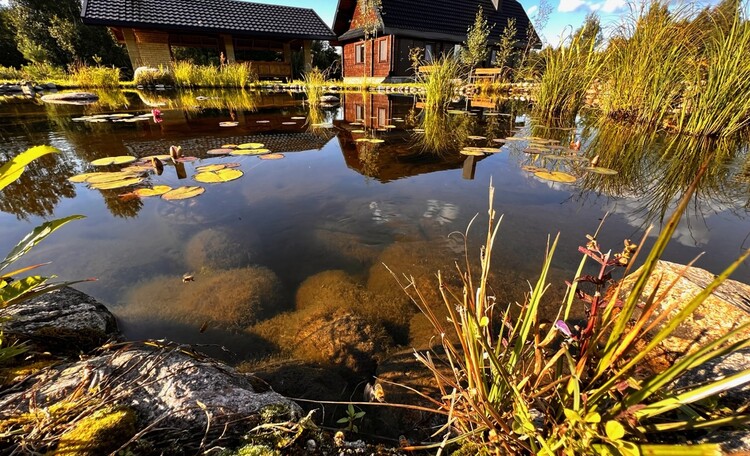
[355, 44, 365, 64]
[355, 104, 364, 121]
[453, 44, 462, 57]
[378, 107, 387, 126]
[425, 43, 434, 62]
[378, 39, 388, 62]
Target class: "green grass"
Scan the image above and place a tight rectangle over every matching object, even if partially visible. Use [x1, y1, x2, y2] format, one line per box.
[417, 54, 466, 111]
[70, 65, 120, 89]
[171, 61, 257, 88]
[302, 68, 325, 105]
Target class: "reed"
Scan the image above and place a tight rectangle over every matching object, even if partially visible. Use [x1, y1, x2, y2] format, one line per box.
[171, 61, 257, 88]
[417, 54, 466, 111]
[70, 64, 120, 89]
[302, 68, 326, 105]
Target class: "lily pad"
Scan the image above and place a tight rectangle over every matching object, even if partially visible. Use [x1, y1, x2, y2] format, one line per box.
[134, 185, 172, 197]
[207, 148, 233, 155]
[383, 125, 396, 129]
[162, 186, 205, 200]
[86, 171, 142, 184]
[68, 172, 105, 183]
[368, 139, 385, 144]
[258, 153, 285, 160]
[255, 120, 270, 124]
[195, 164, 227, 172]
[194, 168, 244, 183]
[237, 143, 265, 150]
[291, 116, 306, 120]
[585, 167, 618, 175]
[522, 165, 546, 173]
[219, 121, 239, 127]
[355, 138, 371, 142]
[413, 128, 425, 133]
[482, 148, 503, 153]
[447, 110, 466, 115]
[534, 171, 577, 183]
[351, 129, 365, 134]
[460, 149, 485, 156]
[230, 148, 271, 156]
[140, 154, 171, 161]
[89, 176, 144, 190]
[467, 135, 486, 140]
[282, 122, 297, 125]
[492, 139, 506, 144]
[90, 156, 137, 166]
[221, 144, 238, 149]
[120, 164, 153, 173]
[176, 156, 198, 163]
[311, 123, 334, 128]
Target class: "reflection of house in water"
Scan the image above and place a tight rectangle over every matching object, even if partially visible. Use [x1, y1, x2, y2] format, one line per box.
[340, 93, 414, 129]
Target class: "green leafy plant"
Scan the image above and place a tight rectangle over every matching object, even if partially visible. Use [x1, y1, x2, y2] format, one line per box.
[336, 404, 365, 433]
[462, 6, 492, 70]
[0, 146, 85, 363]
[391, 165, 750, 454]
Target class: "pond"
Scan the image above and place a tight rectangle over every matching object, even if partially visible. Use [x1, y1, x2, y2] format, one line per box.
[2, 89, 750, 366]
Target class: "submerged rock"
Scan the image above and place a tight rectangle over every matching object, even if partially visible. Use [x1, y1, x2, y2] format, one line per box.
[184, 227, 260, 271]
[0, 345, 301, 451]
[121, 266, 283, 329]
[2, 286, 119, 352]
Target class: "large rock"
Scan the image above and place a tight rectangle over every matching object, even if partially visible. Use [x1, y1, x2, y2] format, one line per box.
[2, 286, 118, 352]
[184, 227, 260, 271]
[618, 260, 750, 370]
[40, 92, 98, 104]
[0, 345, 301, 451]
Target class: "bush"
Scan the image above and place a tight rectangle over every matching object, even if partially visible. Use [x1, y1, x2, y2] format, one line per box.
[0, 65, 23, 81]
[20, 62, 67, 81]
[133, 66, 174, 86]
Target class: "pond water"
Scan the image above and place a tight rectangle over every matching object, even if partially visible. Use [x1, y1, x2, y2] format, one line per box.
[2, 89, 750, 365]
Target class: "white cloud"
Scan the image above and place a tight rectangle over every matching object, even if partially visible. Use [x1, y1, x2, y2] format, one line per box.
[558, 0, 587, 13]
[600, 0, 627, 13]
[527, 5, 539, 16]
[557, 0, 628, 14]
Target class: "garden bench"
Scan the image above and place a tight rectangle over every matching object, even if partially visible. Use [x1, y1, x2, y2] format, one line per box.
[468, 68, 503, 85]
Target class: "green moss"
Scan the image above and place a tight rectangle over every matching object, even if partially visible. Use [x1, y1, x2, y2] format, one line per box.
[450, 442, 492, 456]
[226, 444, 279, 456]
[54, 406, 137, 456]
[0, 358, 56, 385]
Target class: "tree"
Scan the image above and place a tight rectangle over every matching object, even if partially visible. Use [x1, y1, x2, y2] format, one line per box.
[462, 6, 492, 69]
[8, 0, 129, 69]
[0, 8, 25, 67]
[494, 18, 518, 80]
[357, 0, 382, 80]
[312, 41, 341, 79]
[573, 12, 602, 50]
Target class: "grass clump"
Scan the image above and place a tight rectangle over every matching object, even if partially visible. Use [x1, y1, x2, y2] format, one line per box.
[391, 170, 750, 454]
[70, 64, 120, 88]
[302, 68, 326, 105]
[133, 66, 174, 86]
[417, 54, 466, 111]
[172, 61, 257, 88]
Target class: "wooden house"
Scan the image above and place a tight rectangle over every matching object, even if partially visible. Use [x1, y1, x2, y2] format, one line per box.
[81, 0, 336, 80]
[332, 0, 538, 82]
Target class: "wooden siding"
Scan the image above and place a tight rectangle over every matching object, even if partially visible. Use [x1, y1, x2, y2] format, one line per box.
[343, 35, 392, 79]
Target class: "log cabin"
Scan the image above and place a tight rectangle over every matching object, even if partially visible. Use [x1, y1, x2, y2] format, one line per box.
[332, 0, 538, 83]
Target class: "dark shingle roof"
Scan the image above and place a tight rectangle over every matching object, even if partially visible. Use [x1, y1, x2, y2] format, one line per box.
[334, 0, 537, 46]
[82, 0, 336, 40]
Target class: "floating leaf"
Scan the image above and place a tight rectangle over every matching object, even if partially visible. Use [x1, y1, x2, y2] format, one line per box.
[176, 156, 198, 163]
[195, 164, 227, 172]
[447, 110, 465, 115]
[482, 148, 503, 153]
[524, 148, 547, 154]
[193, 169, 243, 183]
[355, 138, 371, 142]
[120, 164, 153, 173]
[534, 171, 577, 183]
[504, 137, 524, 141]
[255, 120, 270, 124]
[68, 172, 105, 183]
[259, 153, 285, 160]
[492, 139, 506, 144]
[219, 121, 239, 127]
[413, 128, 424, 133]
[460, 149, 484, 156]
[467, 135, 486, 140]
[368, 139, 385, 144]
[383, 125, 396, 129]
[311, 123, 334, 128]
[109, 113, 133, 118]
[90, 156, 137, 166]
[134, 185, 172, 197]
[221, 144, 238, 149]
[282, 122, 297, 125]
[207, 148, 233, 155]
[224, 162, 241, 168]
[521, 165, 546, 173]
[85, 171, 142, 184]
[351, 129, 365, 134]
[162, 186, 205, 200]
[89, 176, 144, 190]
[585, 166, 618, 175]
[141, 154, 171, 161]
[542, 155, 574, 161]
[291, 116, 306, 120]
[236, 143, 265, 150]
[230, 148, 270, 156]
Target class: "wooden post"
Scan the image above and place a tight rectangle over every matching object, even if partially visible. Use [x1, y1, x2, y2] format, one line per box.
[220, 35, 236, 63]
[303, 40, 313, 72]
[121, 28, 143, 68]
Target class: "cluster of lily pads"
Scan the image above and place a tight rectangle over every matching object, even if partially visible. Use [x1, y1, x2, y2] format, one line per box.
[72, 113, 154, 123]
[349, 118, 403, 144]
[206, 142, 284, 160]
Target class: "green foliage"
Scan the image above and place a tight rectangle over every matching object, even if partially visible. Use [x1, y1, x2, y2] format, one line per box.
[462, 6, 492, 69]
[171, 61, 257, 88]
[70, 64, 120, 88]
[393, 172, 750, 454]
[7, 0, 129, 69]
[54, 406, 137, 456]
[302, 67, 325, 105]
[494, 18, 518, 80]
[19, 62, 67, 81]
[336, 403, 365, 433]
[0, 8, 25, 68]
[416, 53, 466, 111]
[133, 66, 173, 86]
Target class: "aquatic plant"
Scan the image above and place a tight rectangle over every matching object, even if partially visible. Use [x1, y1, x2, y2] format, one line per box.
[70, 64, 120, 88]
[390, 168, 750, 454]
[172, 61, 257, 88]
[417, 54, 466, 112]
[302, 68, 325, 105]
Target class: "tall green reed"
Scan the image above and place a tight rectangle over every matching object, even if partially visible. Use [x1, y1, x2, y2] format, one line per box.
[417, 54, 466, 112]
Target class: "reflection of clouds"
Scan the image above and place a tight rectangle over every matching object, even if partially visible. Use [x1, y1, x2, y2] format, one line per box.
[423, 200, 459, 225]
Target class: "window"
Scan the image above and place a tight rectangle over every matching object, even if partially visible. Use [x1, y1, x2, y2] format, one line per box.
[378, 107, 387, 126]
[378, 39, 388, 62]
[425, 43, 434, 62]
[453, 44, 462, 58]
[355, 104, 364, 121]
[355, 43, 365, 64]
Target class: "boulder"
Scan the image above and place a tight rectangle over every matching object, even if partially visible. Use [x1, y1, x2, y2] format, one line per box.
[184, 227, 260, 271]
[40, 92, 98, 104]
[617, 260, 750, 370]
[2, 286, 119, 352]
[0, 345, 301, 452]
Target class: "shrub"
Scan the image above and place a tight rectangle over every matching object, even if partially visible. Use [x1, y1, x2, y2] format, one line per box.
[133, 66, 174, 86]
[20, 62, 67, 81]
[0, 66, 24, 81]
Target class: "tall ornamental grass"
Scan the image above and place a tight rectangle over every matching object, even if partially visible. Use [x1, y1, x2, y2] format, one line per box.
[417, 54, 466, 112]
[391, 170, 750, 454]
[70, 65, 120, 89]
[171, 61, 256, 88]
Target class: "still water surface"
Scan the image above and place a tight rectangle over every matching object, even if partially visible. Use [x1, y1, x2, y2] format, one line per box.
[1, 89, 749, 362]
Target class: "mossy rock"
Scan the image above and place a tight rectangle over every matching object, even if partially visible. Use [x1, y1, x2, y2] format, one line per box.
[55, 406, 137, 456]
[185, 227, 260, 271]
[121, 266, 283, 328]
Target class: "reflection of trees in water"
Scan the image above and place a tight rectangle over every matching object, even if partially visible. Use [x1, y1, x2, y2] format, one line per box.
[99, 189, 143, 219]
[568, 119, 750, 225]
[0, 146, 77, 221]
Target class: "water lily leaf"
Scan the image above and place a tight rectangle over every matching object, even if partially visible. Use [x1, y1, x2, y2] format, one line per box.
[524, 148, 547, 154]
[413, 128, 424, 133]
[219, 121, 239, 127]
[85, 171, 142, 184]
[482, 148, 503, 153]
[194, 169, 243, 183]
[255, 120, 270, 124]
[291, 116, 306, 120]
[585, 166, 618, 175]
[467, 135, 486, 140]
[311, 123, 334, 128]
[350, 122, 363, 126]
[492, 139, 506, 144]
[230, 148, 270, 156]
[90, 156, 137, 166]
[176, 156, 198, 163]
[447, 110, 465, 115]
[120, 164, 153, 173]
[224, 162, 241, 168]
[237, 143, 265, 149]
[351, 129, 365, 134]
[355, 138, 371, 142]
[542, 155, 574, 161]
[207, 149, 233, 155]
[258, 153, 285, 160]
[534, 171, 576, 183]
[521, 165, 545, 173]
[504, 137, 524, 141]
[383, 125, 396, 129]
[221, 144, 238, 149]
[141, 154, 171, 161]
[162, 186, 205, 200]
[460, 149, 485, 156]
[368, 139, 385, 144]
[195, 164, 227, 172]
[134, 185, 172, 197]
[68, 172, 105, 183]
[109, 113, 133, 118]
[282, 122, 297, 125]
[89, 176, 144, 190]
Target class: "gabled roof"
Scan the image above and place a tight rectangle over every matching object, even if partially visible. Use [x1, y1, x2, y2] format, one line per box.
[81, 0, 336, 41]
[333, 0, 538, 46]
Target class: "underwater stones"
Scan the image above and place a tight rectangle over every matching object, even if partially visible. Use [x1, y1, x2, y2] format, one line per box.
[2, 287, 119, 353]
[246, 358, 350, 403]
[122, 267, 282, 328]
[184, 227, 259, 271]
[0, 346, 301, 444]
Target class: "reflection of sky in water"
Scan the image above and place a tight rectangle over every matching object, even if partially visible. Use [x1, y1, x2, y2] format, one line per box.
[2, 92, 750, 355]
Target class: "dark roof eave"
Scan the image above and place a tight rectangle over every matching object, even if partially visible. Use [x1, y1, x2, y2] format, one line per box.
[82, 17, 336, 41]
